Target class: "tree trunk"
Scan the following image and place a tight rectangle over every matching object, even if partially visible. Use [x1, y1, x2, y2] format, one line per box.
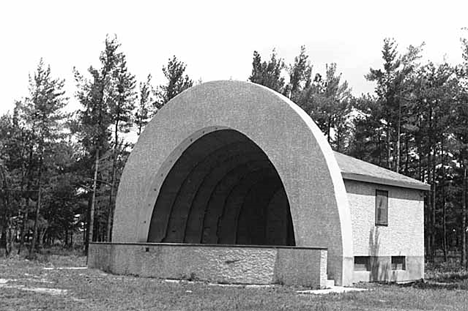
[5, 223, 12, 256]
[396, 100, 401, 173]
[429, 107, 435, 261]
[18, 202, 28, 255]
[38, 227, 47, 248]
[441, 140, 448, 262]
[432, 155, 437, 261]
[386, 126, 392, 170]
[442, 185, 447, 262]
[83, 212, 87, 253]
[29, 150, 45, 257]
[462, 167, 467, 268]
[431, 182, 437, 260]
[0, 164, 12, 257]
[86, 148, 100, 256]
[425, 153, 432, 262]
[19, 141, 35, 255]
[29, 184, 41, 256]
[106, 121, 119, 242]
[417, 140, 422, 182]
[404, 136, 410, 176]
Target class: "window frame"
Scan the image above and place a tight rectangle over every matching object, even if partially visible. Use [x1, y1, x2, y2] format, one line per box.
[391, 256, 406, 270]
[354, 256, 371, 271]
[375, 189, 389, 226]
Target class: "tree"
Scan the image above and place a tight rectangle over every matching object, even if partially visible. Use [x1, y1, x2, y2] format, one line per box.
[106, 53, 136, 241]
[74, 35, 138, 246]
[2, 104, 83, 252]
[18, 59, 68, 256]
[248, 49, 286, 93]
[286, 46, 313, 101]
[246, 47, 353, 152]
[40, 140, 82, 247]
[135, 74, 154, 135]
[455, 30, 468, 267]
[155, 55, 193, 108]
[4, 103, 35, 255]
[0, 113, 17, 256]
[348, 95, 386, 164]
[412, 62, 457, 261]
[300, 63, 353, 151]
[365, 38, 424, 172]
[0, 60, 69, 256]
[0, 157, 12, 256]
[74, 35, 121, 251]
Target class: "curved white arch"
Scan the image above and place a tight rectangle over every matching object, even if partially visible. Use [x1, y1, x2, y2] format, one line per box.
[112, 81, 354, 285]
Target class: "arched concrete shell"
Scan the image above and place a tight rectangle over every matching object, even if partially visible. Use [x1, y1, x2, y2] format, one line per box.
[112, 81, 354, 285]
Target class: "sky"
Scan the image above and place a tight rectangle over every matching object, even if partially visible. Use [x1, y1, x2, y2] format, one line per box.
[1, 0, 467, 115]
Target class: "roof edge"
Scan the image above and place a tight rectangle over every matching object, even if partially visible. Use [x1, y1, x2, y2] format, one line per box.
[342, 172, 431, 191]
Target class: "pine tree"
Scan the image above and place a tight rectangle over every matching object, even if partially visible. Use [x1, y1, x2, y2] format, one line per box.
[74, 35, 138, 245]
[16, 59, 68, 256]
[106, 53, 136, 241]
[455, 30, 468, 267]
[365, 38, 424, 172]
[413, 62, 457, 260]
[248, 49, 286, 93]
[155, 55, 193, 109]
[286, 46, 313, 100]
[135, 74, 154, 135]
[305, 63, 353, 150]
[0, 154, 12, 256]
[74, 35, 121, 251]
[246, 47, 353, 152]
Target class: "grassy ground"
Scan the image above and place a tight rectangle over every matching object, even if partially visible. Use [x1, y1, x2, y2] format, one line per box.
[0, 253, 468, 311]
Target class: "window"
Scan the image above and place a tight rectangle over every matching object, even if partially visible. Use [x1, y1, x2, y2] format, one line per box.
[391, 256, 406, 270]
[375, 190, 388, 226]
[354, 256, 370, 271]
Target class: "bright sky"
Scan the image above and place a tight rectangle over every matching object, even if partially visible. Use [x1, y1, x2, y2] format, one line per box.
[1, 0, 467, 115]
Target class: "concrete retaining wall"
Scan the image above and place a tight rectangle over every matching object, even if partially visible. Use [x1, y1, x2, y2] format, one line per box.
[88, 243, 328, 288]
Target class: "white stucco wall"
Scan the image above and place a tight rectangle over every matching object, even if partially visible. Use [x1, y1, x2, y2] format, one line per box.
[344, 180, 424, 258]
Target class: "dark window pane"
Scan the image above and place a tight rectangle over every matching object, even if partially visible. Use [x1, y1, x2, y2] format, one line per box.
[391, 256, 406, 270]
[354, 256, 370, 271]
[375, 190, 388, 226]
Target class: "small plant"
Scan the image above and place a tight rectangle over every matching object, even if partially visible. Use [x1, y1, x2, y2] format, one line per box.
[182, 272, 197, 282]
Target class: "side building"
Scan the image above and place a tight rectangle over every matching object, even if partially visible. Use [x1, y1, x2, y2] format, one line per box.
[335, 152, 428, 283]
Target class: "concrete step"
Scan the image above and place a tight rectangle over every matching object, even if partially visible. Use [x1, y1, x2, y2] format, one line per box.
[326, 279, 335, 288]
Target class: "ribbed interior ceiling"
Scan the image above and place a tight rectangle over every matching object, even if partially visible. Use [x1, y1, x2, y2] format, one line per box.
[147, 129, 295, 246]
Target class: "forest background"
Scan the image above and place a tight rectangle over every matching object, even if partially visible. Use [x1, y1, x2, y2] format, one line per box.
[1, 32, 468, 268]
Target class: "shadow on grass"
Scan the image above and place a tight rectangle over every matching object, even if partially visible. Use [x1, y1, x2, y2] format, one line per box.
[409, 261, 468, 290]
[431, 272, 468, 283]
[2, 245, 86, 268]
[404, 280, 467, 290]
[397, 271, 468, 291]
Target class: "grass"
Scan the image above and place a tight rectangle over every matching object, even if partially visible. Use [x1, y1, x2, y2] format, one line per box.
[1, 252, 468, 310]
